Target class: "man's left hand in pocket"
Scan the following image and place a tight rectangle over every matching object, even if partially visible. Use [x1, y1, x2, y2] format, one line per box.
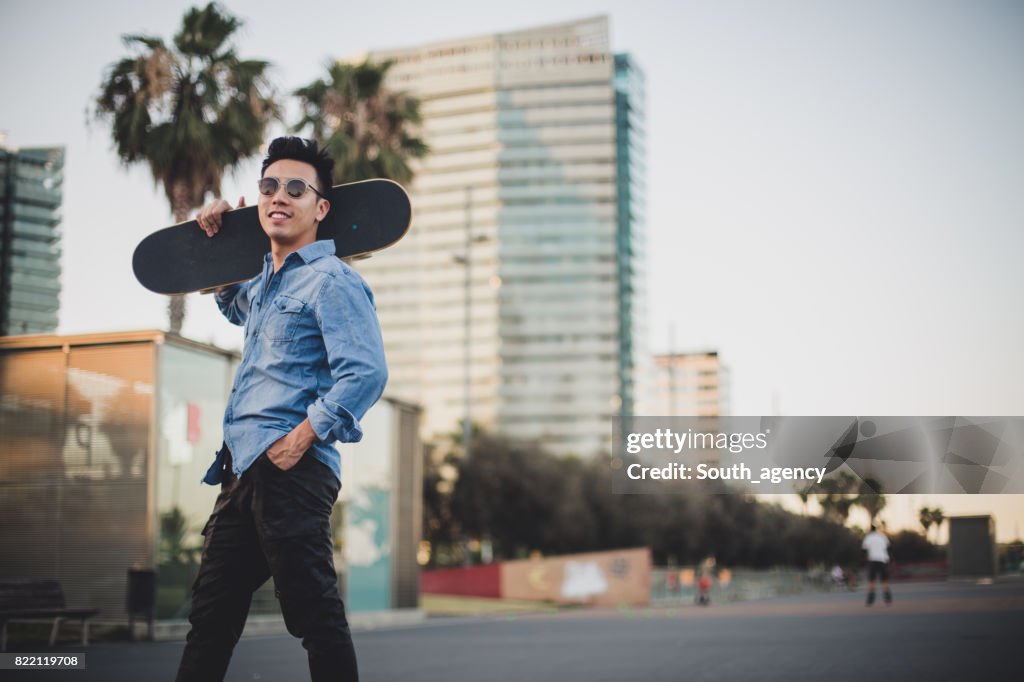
[266, 418, 318, 471]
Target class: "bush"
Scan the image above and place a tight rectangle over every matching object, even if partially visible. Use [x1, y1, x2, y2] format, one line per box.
[889, 530, 943, 563]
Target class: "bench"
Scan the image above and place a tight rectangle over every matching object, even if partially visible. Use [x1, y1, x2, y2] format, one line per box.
[0, 581, 99, 651]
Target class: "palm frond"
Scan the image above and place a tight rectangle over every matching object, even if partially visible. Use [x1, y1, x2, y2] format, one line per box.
[293, 58, 429, 184]
[174, 2, 241, 57]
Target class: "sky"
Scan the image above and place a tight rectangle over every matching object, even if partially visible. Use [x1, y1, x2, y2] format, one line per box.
[2, 0, 1022, 540]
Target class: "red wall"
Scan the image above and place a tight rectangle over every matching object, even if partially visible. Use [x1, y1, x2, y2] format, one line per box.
[421, 564, 502, 598]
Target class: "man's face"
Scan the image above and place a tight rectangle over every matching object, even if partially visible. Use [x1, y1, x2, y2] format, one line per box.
[258, 159, 329, 247]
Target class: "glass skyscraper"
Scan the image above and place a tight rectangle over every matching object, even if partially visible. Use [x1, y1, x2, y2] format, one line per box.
[0, 144, 64, 335]
[358, 17, 647, 456]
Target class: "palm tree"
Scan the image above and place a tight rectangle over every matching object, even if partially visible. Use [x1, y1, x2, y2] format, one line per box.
[855, 477, 887, 524]
[293, 59, 428, 185]
[811, 471, 861, 525]
[95, 2, 278, 333]
[919, 506, 946, 542]
[919, 506, 935, 538]
[796, 486, 811, 516]
[929, 507, 945, 543]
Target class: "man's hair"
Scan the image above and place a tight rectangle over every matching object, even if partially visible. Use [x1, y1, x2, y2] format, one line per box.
[261, 137, 333, 194]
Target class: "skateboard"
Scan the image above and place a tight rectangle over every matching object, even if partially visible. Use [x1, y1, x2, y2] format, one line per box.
[132, 179, 411, 294]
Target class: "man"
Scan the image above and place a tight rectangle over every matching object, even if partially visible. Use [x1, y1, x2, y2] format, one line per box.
[175, 137, 387, 682]
[862, 523, 893, 606]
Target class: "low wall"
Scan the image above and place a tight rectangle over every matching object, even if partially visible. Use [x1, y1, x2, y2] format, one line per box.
[891, 561, 948, 582]
[651, 567, 822, 605]
[422, 548, 651, 607]
[502, 548, 650, 606]
[420, 563, 501, 598]
[651, 562, 952, 605]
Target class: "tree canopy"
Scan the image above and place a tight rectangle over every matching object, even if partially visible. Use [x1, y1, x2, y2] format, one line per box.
[293, 60, 428, 185]
[95, 2, 278, 332]
[424, 429, 865, 569]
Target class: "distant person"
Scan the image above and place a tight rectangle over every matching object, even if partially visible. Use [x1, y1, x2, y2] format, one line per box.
[830, 564, 845, 586]
[666, 570, 680, 595]
[862, 524, 893, 605]
[696, 573, 712, 606]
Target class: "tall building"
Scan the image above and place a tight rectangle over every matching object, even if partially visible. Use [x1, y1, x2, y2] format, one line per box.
[651, 351, 730, 417]
[0, 144, 64, 335]
[357, 16, 647, 456]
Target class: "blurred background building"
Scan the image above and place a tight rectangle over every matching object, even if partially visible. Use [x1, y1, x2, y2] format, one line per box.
[355, 16, 648, 457]
[0, 142, 64, 336]
[651, 350, 730, 417]
[0, 331, 228, 626]
[0, 331, 422, 629]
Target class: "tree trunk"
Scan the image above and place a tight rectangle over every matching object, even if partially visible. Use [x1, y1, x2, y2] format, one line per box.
[168, 295, 185, 336]
[168, 180, 194, 335]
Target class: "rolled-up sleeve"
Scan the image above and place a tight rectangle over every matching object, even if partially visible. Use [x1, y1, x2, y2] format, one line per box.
[215, 283, 251, 326]
[305, 269, 388, 445]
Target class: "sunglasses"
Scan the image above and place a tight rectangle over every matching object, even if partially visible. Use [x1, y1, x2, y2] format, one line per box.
[258, 176, 326, 199]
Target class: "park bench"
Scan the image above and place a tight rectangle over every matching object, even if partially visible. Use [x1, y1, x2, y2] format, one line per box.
[0, 580, 99, 651]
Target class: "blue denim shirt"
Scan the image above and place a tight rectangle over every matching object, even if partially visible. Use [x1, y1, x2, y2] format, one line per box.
[203, 240, 387, 485]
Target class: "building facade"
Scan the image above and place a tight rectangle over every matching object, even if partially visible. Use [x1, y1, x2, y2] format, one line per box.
[0, 144, 64, 335]
[357, 16, 647, 456]
[651, 351, 730, 417]
[0, 331, 421, 626]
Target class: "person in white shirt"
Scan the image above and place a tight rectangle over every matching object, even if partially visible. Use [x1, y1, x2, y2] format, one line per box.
[830, 564, 846, 586]
[862, 524, 893, 605]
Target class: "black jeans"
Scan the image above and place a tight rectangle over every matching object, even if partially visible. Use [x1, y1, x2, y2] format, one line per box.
[175, 446, 357, 682]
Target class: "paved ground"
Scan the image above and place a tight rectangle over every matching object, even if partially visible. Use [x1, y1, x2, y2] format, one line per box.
[12, 579, 1023, 681]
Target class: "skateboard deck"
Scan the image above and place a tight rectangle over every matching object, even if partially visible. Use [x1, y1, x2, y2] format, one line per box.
[132, 179, 411, 294]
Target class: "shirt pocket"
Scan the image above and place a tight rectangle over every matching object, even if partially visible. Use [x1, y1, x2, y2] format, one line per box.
[264, 295, 306, 342]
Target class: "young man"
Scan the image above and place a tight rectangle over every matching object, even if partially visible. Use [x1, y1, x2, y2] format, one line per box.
[862, 524, 893, 606]
[176, 137, 387, 682]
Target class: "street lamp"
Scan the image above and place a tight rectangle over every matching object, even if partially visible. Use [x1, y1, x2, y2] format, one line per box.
[451, 185, 488, 460]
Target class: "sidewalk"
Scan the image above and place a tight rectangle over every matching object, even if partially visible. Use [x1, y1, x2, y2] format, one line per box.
[151, 607, 428, 641]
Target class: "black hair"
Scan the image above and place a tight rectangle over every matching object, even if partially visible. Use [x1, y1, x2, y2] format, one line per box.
[261, 137, 333, 194]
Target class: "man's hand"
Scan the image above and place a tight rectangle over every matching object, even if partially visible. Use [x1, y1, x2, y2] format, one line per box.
[266, 419, 319, 471]
[196, 196, 246, 237]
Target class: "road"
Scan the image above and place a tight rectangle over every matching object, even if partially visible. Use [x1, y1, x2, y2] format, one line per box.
[13, 579, 1023, 681]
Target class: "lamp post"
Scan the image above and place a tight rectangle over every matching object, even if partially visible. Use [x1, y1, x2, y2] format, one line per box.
[452, 186, 487, 459]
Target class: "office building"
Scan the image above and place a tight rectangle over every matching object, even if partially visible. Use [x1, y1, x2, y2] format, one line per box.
[357, 16, 647, 456]
[0, 144, 64, 335]
[651, 351, 730, 417]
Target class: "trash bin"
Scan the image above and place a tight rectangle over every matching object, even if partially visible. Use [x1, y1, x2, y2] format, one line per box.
[127, 568, 156, 641]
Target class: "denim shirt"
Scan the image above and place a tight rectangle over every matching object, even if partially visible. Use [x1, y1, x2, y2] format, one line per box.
[203, 240, 387, 485]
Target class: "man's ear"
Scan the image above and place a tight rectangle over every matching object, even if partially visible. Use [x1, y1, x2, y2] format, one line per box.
[317, 199, 331, 222]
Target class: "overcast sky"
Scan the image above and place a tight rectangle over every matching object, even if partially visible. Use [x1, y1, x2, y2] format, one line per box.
[3, 0, 1022, 539]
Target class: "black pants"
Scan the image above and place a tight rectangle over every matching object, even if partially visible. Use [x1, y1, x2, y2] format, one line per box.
[175, 446, 357, 682]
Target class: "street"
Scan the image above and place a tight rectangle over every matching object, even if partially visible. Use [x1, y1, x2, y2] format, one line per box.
[13, 579, 1023, 681]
